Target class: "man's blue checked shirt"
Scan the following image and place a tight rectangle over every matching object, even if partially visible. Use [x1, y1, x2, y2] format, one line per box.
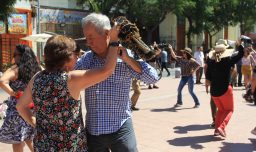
[75, 50, 158, 135]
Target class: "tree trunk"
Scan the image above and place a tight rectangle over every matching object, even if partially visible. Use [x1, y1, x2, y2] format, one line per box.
[187, 18, 193, 48]
[240, 21, 245, 35]
[187, 33, 192, 49]
[146, 30, 153, 44]
[209, 34, 213, 48]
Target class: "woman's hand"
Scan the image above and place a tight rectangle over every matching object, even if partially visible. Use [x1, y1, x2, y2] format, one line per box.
[118, 47, 129, 61]
[191, 70, 194, 75]
[109, 23, 120, 43]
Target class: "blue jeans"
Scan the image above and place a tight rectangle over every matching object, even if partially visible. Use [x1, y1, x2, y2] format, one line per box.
[177, 75, 200, 105]
[87, 118, 138, 152]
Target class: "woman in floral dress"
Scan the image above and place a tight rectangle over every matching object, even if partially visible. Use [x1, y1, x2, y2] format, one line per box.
[0, 44, 42, 151]
[16, 31, 120, 151]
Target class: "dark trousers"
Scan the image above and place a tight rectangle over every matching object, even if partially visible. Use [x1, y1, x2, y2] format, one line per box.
[210, 97, 217, 122]
[196, 67, 204, 83]
[236, 64, 242, 85]
[161, 62, 170, 75]
[87, 118, 138, 152]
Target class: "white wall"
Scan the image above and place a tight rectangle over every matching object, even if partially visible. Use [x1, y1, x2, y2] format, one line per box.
[40, 0, 82, 9]
[228, 24, 240, 41]
[14, 0, 31, 10]
[159, 13, 177, 44]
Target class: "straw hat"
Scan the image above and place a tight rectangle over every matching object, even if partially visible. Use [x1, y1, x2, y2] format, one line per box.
[208, 44, 234, 60]
[216, 39, 230, 48]
[181, 47, 193, 58]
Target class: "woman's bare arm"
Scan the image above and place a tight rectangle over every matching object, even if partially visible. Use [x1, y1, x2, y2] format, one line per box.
[0, 66, 18, 96]
[16, 78, 36, 127]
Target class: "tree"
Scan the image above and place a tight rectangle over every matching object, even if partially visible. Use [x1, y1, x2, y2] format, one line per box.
[76, 0, 127, 15]
[76, 0, 175, 44]
[204, 0, 256, 47]
[172, 0, 211, 48]
[124, 0, 176, 43]
[204, 0, 236, 48]
[0, 0, 16, 20]
[232, 0, 256, 34]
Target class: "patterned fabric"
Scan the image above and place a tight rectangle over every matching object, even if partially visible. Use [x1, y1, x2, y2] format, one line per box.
[32, 71, 87, 152]
[75, 50, 158, 136]
[176, 57, 200, 76]
[0, 80, 34, 144]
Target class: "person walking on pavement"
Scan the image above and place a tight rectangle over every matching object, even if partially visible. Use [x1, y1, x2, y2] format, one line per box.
[161, 48, 171, 76]
[205, 39, 244, 138]
[194, 46, 204, 84]
[169, 45, 201, 108]
[75, 13, 158, 152]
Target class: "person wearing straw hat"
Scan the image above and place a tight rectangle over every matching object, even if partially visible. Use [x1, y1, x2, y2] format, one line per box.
[205, 39, 244, 138]
[169, 45, 201, 108]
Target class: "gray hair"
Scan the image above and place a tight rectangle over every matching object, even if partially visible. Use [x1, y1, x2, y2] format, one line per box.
[82, 13, 111, 35]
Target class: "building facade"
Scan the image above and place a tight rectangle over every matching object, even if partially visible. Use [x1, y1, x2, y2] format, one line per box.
[0, 0, 33, 71]
[158, 12, 253, 52]
[0, 0, 89, 71]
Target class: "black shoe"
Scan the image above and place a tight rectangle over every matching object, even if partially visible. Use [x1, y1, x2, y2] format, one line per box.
[193, 104, 200, 108]
[210, 122, 215, 128]
[131, 106, 139, 111]
[153, 85, 159, 89]
[174, 103, 182, 107]
[148, 85, 152, 89]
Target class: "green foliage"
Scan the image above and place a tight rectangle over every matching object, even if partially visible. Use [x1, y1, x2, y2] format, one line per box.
[0, 0, 16, 20]
[126, 0, 175, 31]
[77, 0, 176, 43]
[172, 0, 212, 47]
[78, 0, 256, 44]
[232, 0, 256, 33]
[173, 0, 211, 35]
[77, 0, 127, 15]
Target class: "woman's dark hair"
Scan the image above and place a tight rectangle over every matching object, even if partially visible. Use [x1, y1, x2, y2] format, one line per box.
[16, 44, 42, 84]
[44, 35, 76, 71]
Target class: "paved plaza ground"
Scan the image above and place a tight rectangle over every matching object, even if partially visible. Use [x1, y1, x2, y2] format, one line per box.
[0, 71, 256, 151]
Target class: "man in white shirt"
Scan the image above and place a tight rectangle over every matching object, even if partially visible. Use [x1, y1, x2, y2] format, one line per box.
[194, 46, 204, 84]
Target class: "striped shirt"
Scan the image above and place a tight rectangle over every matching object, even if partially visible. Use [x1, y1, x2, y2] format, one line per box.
[75, 50, 158, 135]
[176, 57, 200, 76]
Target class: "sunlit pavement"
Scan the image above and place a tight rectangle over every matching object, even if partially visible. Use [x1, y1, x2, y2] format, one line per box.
[0, 69, 256, 151]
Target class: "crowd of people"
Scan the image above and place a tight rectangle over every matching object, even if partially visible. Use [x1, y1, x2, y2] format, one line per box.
[0, 12, 255, 151]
